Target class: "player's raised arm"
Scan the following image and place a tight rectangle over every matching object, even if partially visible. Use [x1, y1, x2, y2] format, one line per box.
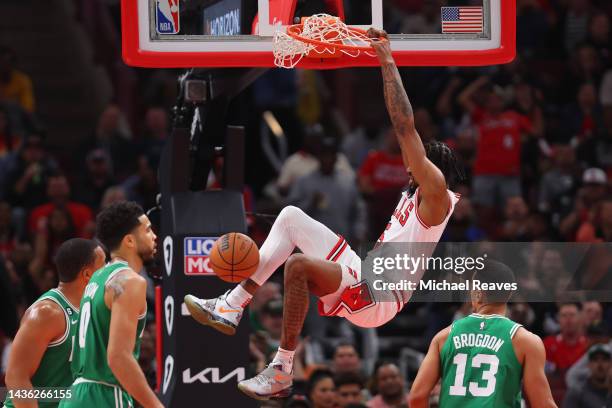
[106, 271, 163, 408]
[5, 301, 65, 408]
[408, 327, 448, 408]
[514, 328, 558, 408]
[368, 28, 450, 226]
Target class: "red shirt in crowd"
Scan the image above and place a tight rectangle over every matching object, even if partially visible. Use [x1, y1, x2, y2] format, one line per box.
[543, 334, 588, 371]
[472, 107, 533, 176]
[29, 202, 94, 238]
[359, 151, 409, 191]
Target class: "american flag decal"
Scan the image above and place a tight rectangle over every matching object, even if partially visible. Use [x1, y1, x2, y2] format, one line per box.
[441, 6, 483, 33]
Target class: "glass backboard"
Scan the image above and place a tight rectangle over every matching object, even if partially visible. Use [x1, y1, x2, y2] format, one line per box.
[121, 0, 515, 68]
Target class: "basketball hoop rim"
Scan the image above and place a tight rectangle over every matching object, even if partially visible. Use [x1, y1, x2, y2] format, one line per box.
[285, 23, 374, 52]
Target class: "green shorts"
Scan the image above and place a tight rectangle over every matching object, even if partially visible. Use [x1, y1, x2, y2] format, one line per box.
[58, 378, 133, 408]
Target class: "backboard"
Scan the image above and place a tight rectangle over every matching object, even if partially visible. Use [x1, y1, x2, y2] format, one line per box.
[121, 0, 515, 69]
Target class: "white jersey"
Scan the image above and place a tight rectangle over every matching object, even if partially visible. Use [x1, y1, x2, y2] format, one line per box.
[378, 187, 460, 244]
[318, 188, 460, 328]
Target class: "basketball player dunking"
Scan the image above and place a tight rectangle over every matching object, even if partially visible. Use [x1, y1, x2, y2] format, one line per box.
[185, 28, 462, 400]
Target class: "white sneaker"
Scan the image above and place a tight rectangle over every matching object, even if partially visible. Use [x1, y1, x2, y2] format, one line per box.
[184, 291, 243, 336]
[237, 364, 293, 401]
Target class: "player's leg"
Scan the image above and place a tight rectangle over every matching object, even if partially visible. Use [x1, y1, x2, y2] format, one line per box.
[185, 206, 345, 334]
[237, 254, 343, 400]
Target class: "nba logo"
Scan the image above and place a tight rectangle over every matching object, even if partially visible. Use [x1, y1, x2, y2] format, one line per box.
[184, 237, 217, 275]
[156, 0, 180, 34]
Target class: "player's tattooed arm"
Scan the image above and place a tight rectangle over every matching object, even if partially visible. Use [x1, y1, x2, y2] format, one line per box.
[106, 270, 130, 300]
[369, 28, 449, 225]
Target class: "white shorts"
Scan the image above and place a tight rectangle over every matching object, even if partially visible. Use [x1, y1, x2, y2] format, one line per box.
[318, 236, 404, 328]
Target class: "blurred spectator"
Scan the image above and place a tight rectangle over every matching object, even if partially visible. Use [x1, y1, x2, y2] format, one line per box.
[249, 281, 282, 331]
[334, 371, 365, 407]
[400, 0, 440, 34]
[139, 107, 169, 168]
[367, 362, 409, 408]
[500, 196, 530, 241]
[582, 301, 603, 329]
[0, 46, 34, 113]
[5, 134, 58, 209]
[569, 44, 604, 89]
[544, 302, 588, 373]
[73, 149, 115, 211]
[563, 0, 592, 54]
[358, 129, 409, 241]
[139, 323, 157, 389]
[341, 104, 387, 170]
[577, 197, 612, 241]
[284, 394, 311, 408]
[458, 77, 537, 233]
[306, 368, 336, 408]
[259, 297, 283, 350]
[28, 174, 94, 238]
[278, 124, 353, 196]
[577, 105, 612, 169]
[100, 186, 127, 209]
[508, 302, 537, 331]
[82, 104, 137, 180]
[0, 105, 19, 158]
[586, 12, 611, 67]
[435, 77, 464, 141]
[538, 145, 579, 220]
[443, 197, 486, 241]
[29, 207, 76, 289]
[567, 82, 603, 143]
[566, 322, 611, 389]
[560, 167, 609, 240]
[332, 343, 362, 377]
[0, 202, 18, 258]
[562, 344, 610, 408]
[121, 155, 159, 210]
[516, 0, 549, 58]
[286, 138, 366, 244]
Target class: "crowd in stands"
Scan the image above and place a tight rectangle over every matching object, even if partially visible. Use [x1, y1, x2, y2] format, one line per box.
[1, 0, 612, 407]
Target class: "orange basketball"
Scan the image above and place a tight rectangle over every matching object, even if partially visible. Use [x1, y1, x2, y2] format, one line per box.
[209, 232, 260, 283]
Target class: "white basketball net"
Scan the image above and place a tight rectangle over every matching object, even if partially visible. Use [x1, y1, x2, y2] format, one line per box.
[273, 14, 376, 69]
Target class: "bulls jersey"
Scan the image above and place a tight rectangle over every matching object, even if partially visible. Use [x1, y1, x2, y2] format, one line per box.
[378, 187, 460, 244]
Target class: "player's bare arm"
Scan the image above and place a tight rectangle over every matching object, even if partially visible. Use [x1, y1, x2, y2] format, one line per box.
[513, 328, 558, 408]
[368, 28, 450, 227]
[408, 326, 449, 408]
[5, 301, 66, 408]
[105, 270, 163, 408]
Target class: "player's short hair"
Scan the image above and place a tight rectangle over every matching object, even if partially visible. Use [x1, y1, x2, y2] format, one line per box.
[334, 371, 365, 389]
[424, 141, 464, 186]
[96, 201, 144, 252]
[54, 238, 100, 282]
[472, 260, 516, 304]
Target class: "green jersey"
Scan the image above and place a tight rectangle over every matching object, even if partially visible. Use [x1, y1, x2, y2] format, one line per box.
[4, 289, 79, 408]
[439, 313, 523, 408]
[71, 261, 147, 386]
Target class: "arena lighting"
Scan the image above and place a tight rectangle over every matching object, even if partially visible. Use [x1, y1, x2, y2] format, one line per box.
[262, 111, 285, 139]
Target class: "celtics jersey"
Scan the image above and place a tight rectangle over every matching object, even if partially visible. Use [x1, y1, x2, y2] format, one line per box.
[71, 261, 146, 385]
[4, 289, 79, 408]
[439, 314, 523, 408]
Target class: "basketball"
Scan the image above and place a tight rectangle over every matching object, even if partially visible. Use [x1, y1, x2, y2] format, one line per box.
[209, 233, 260, 283]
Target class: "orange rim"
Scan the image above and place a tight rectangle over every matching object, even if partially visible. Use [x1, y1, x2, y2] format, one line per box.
[285, 23, 374, 52]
